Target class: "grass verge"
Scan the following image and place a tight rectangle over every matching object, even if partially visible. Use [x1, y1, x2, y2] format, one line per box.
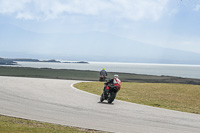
[74, 82, 200, 114]
[1, 66, 200, 84]
[0, 115, 106, 133]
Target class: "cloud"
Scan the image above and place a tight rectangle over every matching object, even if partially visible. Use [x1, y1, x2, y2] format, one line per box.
[194, 4, 200, 11]
[110, 0, 169, 21]
[0, 0, 30, 13]
[0, 0, 169, 21]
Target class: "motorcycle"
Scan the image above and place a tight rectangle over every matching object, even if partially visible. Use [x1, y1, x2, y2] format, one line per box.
[100, 82, 120, 104]
[99, 75, 106, 81]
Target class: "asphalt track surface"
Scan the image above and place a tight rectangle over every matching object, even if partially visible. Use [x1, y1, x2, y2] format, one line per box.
[0, 76, 200, 133]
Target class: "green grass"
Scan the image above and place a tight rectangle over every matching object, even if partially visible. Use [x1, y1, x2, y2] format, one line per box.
[1, 66, 200, 84]
[74, 82, 200, 114]
[0, 66, 100, 81]
[0, 115, 105, 133]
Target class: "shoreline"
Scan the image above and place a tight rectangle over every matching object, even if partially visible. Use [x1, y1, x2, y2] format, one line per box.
[0, 66, 200, 85]
[10, 61, 200, 79]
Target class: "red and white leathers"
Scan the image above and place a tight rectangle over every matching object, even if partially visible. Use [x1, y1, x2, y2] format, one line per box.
[113, 78, 121, 89]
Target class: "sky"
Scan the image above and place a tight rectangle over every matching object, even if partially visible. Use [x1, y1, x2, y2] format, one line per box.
[0, 0, 200, 63]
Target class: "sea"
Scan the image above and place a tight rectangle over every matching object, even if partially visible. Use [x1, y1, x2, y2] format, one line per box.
[8, 61, 200, 79]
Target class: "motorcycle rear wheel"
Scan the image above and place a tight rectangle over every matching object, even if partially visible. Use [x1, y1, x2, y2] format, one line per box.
[108, 92, 116, 104]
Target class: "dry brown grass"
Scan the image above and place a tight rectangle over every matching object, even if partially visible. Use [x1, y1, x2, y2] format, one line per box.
[0, 115, 106, 133]
[74, 82, 200, 114]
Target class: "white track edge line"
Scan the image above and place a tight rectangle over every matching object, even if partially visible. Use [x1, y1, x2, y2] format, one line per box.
[71, 81, 99, 97]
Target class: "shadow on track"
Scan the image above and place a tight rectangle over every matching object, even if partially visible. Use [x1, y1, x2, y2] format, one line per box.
[98, 101, 114, 105]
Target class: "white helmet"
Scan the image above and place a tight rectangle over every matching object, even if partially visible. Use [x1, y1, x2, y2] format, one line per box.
[114, 74, 119, 78]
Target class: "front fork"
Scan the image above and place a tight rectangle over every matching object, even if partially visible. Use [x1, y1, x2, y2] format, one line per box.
[103, 84, 109, 99]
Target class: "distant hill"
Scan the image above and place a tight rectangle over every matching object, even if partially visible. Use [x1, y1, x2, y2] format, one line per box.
[0, 58, 17, 65]
[0, 57, 89, 64]
[1, 23, 200, 65]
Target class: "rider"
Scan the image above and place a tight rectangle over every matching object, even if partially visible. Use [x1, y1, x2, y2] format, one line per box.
[103, 74, 121, 97]
[100, 68, 107, 78]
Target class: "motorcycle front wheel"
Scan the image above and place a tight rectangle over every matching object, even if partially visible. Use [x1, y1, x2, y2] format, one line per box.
[100, 93, 104, 102]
